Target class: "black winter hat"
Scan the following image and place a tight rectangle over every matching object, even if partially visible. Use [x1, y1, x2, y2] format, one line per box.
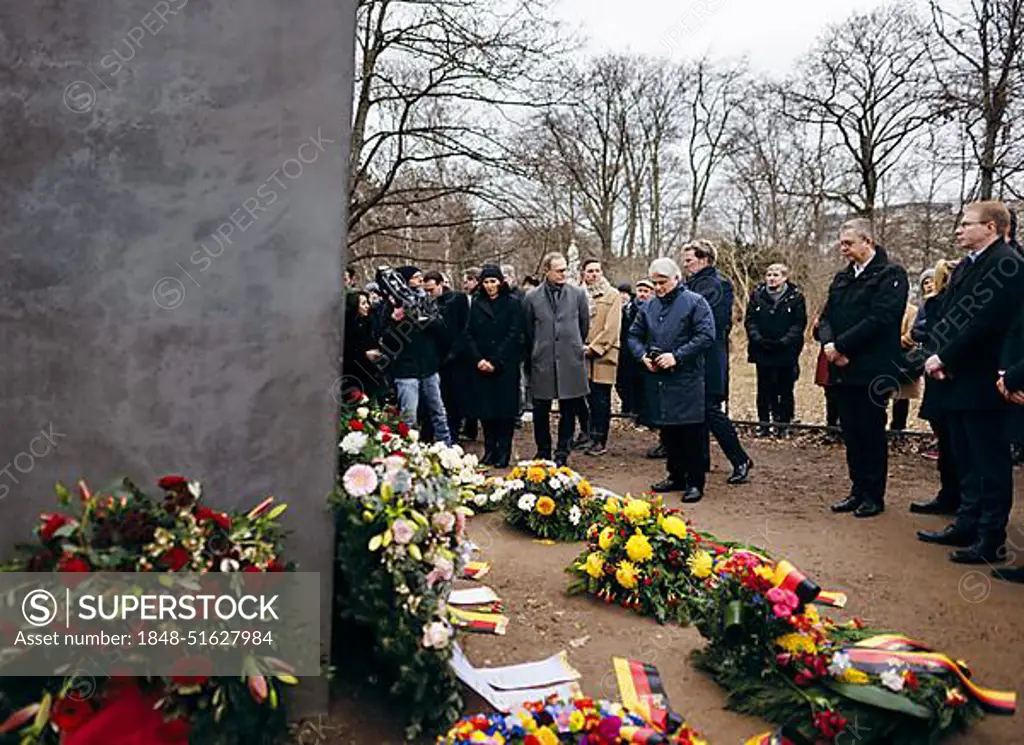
[397, 265, 421, 282]
[478, 264, 504, 283]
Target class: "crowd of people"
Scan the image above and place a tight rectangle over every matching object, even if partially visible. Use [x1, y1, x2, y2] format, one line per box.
[342, 200, 1024, 585]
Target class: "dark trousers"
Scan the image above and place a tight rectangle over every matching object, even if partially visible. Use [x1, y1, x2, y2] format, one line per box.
[930, 415, 961, 508]
[832, 385, 889, 504]
[824, 387, 840, 427]
[703, 394, 749, 470]
[663, 424, 706, 492]
[482, 418, 516, 467]
[890, 399, 910, 431]
[533, 397, 586, 459]
[586, 382, 613, 445]
[947, 408, 1013, 542]
[439, 365, 463, 440]
[755, 364, 796, 424]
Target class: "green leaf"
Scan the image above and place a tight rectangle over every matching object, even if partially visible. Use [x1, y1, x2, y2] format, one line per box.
[408, 544, 422, 562]
[267, 504, 288, 520]
[825, 681, 933, 719]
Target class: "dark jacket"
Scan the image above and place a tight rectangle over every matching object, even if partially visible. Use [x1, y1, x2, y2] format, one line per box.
[627, 286, 715, 426]
[616, 298, 643, 388]
[744, 282, 807, 367]
[814, 247, 909, 387]
[685, 266, 733, 399]
[915, 294, 946, 422]
[435, 290, 469, 366]
[342, 298, 387, 400]
[928, 238, 1024, 410]
[375, 299, 445, 380]
[463, 290, 525, 420]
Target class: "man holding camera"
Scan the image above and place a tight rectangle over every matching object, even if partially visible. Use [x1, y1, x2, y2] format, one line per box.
[628, 257, 715, 502]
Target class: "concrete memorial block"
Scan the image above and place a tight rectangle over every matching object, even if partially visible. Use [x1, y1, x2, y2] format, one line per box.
[0, 0, 357, 712]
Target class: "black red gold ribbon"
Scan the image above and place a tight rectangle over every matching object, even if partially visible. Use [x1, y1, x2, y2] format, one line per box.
[612, 657, 672, 730]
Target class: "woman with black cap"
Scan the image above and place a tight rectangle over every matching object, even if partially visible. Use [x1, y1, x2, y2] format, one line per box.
[463, 265, 526, 467]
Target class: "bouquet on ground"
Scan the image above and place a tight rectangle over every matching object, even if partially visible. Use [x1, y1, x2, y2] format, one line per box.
[502, 461, 597, 541]
[0, 477, 297, 745]
[567, 493, 703, 625]
[332, 435, 474, 737]
[690, 549, 994, 745]
[438, 696, 708, 744]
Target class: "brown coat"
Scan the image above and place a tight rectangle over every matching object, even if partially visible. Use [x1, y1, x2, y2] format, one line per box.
[896, 302, 922, 400]
[585, 280, 622, 386]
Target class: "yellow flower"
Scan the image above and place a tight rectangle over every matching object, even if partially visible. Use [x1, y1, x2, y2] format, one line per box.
[585, 551, 605, 578]
[774, 633, 818, 655]
[599, 526, 617, 551]
[623, 498, 651, 523]
[509, 467, 522, 479]
[841, 668, 870, 684]
[535, 496, 556, 516]
[604, 497, 621, 513]
[558, 466, 574, 476]
[526, 466, 546, 483]
[577, 479, 594, 498]
[536, 728, 559, 745]
[804, 606, 821, 626]
[569, 710, 585, 732]
[661, 515, 688, 540]
[616, 560, 640, 589]
[754, 565, 775, 583]
[687, 550, 713, 579]
[625, 532, 654, 563]
[517, 711, 537, 731]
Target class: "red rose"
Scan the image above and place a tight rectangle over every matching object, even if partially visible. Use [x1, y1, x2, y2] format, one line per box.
[381, 433, 392, 443]
[398, 422, 410, 437]
[52, 696, 93, 733]
[379, 424, 392, 434]
[39, 513, 74, 541]
[194, 507, 231, 531]
[348, 419, 364, 431]
[158, 475, 188, 490]
[169, 655, 212, 685]
[158, 547, 190, 572]
[58, 554, 90, 573]
[524, 735, 541, 745]
[267, 560, 286, 572]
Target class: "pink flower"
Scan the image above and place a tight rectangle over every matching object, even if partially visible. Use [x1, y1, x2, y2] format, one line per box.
[342, 464, 378, 498]
[765, 587, 800, 618]
[391, 519, 415, 545]
[454, 511, 466, 537]
[431, 511, 455, 534]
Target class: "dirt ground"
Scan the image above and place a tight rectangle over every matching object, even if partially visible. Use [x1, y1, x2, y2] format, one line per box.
[321, 424, 1024, 745]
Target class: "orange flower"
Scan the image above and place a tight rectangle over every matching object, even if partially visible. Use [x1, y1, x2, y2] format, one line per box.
[577, 480, 593, 498]
[536, 497, 556, 516]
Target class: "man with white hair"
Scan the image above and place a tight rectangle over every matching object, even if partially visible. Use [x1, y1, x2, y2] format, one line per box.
[628, 257, 715, 502]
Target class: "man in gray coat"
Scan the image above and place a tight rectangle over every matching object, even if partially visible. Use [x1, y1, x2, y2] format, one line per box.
[524, 251, 590, 466]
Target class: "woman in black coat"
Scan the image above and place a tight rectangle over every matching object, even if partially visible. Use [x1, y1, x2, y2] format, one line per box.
[463, 265, 525, 467]
[342, 290, 387, 402]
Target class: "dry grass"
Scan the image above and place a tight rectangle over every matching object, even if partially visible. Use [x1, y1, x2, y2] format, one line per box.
[727, 341, 827, 425]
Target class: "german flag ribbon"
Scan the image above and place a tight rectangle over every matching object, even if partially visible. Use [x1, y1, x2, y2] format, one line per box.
[612, 657, 671, 728]
[618, 725, 670, 744]
[742, 734, 796, 745]
[843, 635, 1016, 714]
[461, 561, 491, 580]
[448, 607, 508, 635]
[772, 560, 821, 605]
[814, 590, 847, 608]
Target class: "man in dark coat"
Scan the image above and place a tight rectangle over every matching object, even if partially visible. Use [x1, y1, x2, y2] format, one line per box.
[424, 270, 470, 442]
[745, 263, 808, 435]
[375, 265, 453, 445]
[616, 281, 643, 418]
[816, 219, 909, 518]
[629, 257, 716, 502]
[918, 201, 1024, 564]
[682, 241, 754, 485]
[993, 339, 1024, 582]
[523, 252, 590, 466]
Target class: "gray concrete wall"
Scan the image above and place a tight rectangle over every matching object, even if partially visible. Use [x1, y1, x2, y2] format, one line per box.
[0, 0, 356, 712]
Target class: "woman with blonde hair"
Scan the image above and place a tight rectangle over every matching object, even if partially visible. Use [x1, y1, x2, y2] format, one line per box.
[909, 257, 961, 515]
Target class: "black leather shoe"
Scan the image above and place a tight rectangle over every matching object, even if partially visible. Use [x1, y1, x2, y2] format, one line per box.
[571, 434, 592, 450]
[909, 497, 959, 516]
[554, 452, 569, 468]
[650, 478, 685, 493]
[854, 501, 884, 518]
[754, 425, 771, 438]
[950, 540, 1006, 565]
[534, 450, 551, 461]
[992, 566, 1024, 584]
[681, 487, 703, 503]
[646, 444, 667, 459]
[726, 459, 753, 485]
[830, 496, 861, 513]
[917, 525, 975, 547]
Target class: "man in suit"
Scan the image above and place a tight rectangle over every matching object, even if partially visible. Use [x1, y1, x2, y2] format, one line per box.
[523, 252, 591, 467]
[817, 219, 909, 518]
[682, 241, 754, 484]
[918, 201, 1024, 563]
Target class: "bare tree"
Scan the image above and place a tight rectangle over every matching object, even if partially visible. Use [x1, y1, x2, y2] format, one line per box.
[929, 0, 1024, 199]
[783, 4, 934, 219]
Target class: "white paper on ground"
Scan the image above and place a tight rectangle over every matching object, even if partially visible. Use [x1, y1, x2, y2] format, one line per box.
[449, 645, 583, 713]
[449, 586, 500, 606]
[483, 650, 581, 690]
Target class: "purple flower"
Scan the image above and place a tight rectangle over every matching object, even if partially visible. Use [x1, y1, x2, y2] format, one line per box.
[391, 518, 415, 545]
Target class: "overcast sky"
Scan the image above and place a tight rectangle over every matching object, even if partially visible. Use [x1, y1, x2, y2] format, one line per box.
[554, 0, 897, 76]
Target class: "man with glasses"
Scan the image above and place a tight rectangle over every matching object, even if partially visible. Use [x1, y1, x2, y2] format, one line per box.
[523, 252, 590, 466]
[917, 202, 1024, 564]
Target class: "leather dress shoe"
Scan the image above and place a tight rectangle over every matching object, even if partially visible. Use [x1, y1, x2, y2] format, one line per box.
[646, 443, 667, 459]
[554, 452, 569, 467]
[917, 525, 974, 547]
[650, 478, 685, 493]
[909, 497, 959, 516]
[992, 566, 1024, 584]
[830, 495, 861, 513]
[950, 540, 1006, 565]
[681, 487, 703, 503]
[854, 502, 884, 518]
[726, 459, 753, 485]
